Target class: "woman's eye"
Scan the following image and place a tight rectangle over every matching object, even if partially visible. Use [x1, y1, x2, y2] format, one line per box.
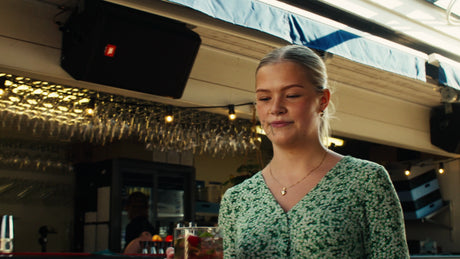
[257, 97, 270, 101]
[287, 94, 300, 98]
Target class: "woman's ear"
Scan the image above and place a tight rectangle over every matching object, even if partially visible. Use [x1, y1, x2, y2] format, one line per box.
[319, 89, 330, 111]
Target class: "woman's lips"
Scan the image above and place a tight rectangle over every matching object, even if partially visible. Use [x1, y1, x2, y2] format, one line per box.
[269, 121, 292, 128]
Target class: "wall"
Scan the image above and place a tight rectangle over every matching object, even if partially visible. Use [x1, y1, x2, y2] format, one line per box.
[194, 151, 260, 197]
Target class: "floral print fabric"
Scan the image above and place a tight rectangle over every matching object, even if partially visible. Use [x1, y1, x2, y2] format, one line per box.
[218, 156, 409, 258]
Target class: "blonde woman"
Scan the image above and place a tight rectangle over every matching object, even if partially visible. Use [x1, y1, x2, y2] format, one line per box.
[218, 45, 409, 258]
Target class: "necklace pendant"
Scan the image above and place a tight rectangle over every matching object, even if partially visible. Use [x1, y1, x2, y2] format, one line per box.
[281, 187, 287, 196]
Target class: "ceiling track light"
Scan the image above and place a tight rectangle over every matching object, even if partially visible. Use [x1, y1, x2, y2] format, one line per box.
[326, 137, 344, 147]
[228, 104, 236, 120]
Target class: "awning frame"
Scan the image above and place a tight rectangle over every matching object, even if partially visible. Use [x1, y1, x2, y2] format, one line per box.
[166, 0, 428, 81]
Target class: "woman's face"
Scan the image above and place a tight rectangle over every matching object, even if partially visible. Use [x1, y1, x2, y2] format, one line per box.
[255, 61, 328, 148]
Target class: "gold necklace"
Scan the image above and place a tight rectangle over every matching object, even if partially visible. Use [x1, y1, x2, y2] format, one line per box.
[269, 150, 328, 196]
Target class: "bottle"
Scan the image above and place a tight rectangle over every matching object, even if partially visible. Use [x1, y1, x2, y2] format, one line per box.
[195, 181, 207, 201]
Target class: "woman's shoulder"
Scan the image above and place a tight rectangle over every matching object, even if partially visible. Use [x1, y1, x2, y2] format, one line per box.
[335, 156, 391, 183]
[338, 156, 385, 172]
[222, 172, 264, 199]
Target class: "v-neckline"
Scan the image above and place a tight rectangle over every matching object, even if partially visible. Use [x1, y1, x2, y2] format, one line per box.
[260, 156, 348, 214]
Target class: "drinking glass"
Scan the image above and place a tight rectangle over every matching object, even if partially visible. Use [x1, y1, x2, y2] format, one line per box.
[174, 226, 223, 259]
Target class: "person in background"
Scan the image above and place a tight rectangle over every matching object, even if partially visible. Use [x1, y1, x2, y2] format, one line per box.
[123, 191, 156, 254]
[218, 45, 409, 258]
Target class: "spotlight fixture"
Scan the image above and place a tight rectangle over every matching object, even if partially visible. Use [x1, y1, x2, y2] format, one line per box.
[165, 106, 174, 123]
[326, 137, 344, 147]
[228, 104, 236, 120]
[438, 162, 445, 174]
[404, 164, 411, 176]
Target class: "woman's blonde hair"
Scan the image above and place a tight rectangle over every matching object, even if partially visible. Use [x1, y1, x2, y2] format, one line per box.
[256, 45, 334, 146]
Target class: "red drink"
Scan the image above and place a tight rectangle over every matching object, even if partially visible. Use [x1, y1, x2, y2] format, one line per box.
[174, 226, 222, 259]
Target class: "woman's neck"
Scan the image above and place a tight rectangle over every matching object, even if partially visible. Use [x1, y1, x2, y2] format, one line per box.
[270, 143, 328, 178]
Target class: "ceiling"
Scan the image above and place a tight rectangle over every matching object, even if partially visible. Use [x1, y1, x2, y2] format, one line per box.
[106, 0, 443, 110]
[5, 0, 444, 111]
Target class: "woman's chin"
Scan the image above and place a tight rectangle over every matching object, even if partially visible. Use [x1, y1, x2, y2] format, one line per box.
[269, 136, 299, 147]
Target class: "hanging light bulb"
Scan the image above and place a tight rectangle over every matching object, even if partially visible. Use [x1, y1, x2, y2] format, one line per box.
[438, 162, 445, 174]
[404, 164, 411, 176]
[228, 104, 236, 120]
[165, 106, 174, 123]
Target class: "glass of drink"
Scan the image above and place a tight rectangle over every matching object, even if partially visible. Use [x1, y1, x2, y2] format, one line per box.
[174, 226, 223, 259]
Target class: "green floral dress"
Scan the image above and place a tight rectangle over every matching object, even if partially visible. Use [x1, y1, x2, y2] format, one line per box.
[218, 156, 409, 258]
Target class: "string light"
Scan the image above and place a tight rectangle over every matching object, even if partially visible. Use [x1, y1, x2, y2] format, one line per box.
[228, 104, 236, 120]
[0, 72, 261, 156]
[404, 164, 411, 176]
[0, 77, 5, 96]
[165, 106, 174, 123]
[399, 158, 460, 177]
[84, 99, 95, 116]
[438, 162, 445, 174]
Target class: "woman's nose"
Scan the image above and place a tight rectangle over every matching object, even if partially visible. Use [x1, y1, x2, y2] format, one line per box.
[269, 97, 287, 115]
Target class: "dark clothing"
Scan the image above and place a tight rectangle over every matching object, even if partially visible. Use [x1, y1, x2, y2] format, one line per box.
[124, 216, 155, 248]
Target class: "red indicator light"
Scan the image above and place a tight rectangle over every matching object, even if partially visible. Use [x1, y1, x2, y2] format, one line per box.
[104, 44, 117, 57]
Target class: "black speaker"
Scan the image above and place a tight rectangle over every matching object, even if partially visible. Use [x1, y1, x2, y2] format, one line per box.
[61, 1, 201, 99]
[430, 103, 460, 154]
